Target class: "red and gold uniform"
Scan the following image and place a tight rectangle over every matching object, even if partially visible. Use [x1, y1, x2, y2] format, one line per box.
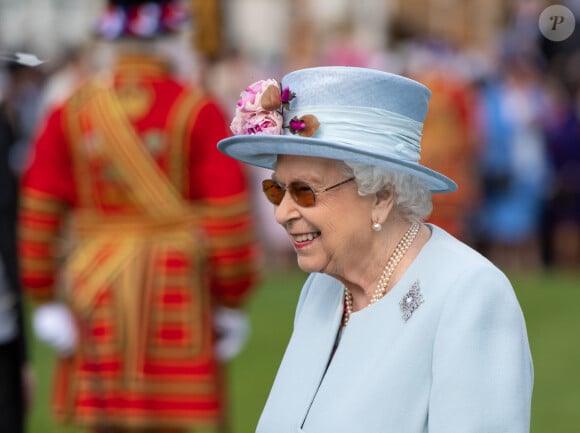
[416, 74, 480, 240]
[19, 54, 261, 430]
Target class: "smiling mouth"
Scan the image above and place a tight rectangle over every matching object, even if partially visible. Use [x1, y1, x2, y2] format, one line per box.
[292, 232, 321, 243]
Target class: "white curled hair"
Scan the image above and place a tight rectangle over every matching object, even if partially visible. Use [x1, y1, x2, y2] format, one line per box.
[342, 162, 433, 223]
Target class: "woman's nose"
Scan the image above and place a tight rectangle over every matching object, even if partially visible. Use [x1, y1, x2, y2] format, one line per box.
[274, 190, 300, 226]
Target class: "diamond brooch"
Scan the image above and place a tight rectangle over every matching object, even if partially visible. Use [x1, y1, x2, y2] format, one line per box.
[399, 281, 424, 322]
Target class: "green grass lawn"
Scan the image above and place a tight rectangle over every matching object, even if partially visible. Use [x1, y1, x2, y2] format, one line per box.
[25, 268, 579, 433]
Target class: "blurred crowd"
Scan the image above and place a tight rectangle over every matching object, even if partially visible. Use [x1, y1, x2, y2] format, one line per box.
[1, 2, 579, 275]
[206, 3, 580, 272]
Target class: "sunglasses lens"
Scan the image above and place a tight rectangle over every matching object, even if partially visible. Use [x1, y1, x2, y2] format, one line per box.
[289, 181, 316, 207]
[262, 179, 285, 205]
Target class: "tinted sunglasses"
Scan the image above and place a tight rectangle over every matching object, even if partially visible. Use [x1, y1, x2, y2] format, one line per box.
[262, 177, 355, 207]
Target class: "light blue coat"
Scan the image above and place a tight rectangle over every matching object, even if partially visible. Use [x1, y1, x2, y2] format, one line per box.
[256, 225, 533, 433]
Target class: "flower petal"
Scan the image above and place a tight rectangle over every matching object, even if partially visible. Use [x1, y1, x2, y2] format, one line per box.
[260, 84, 282, 111]
[281, 86, 295, 105]
[288, 117, 305, 134]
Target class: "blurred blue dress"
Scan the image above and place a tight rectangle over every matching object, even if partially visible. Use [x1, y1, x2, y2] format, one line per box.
[476, 80, 550, 243]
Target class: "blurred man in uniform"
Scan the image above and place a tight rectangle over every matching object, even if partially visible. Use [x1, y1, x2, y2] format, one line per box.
[18, 1, 261, 432]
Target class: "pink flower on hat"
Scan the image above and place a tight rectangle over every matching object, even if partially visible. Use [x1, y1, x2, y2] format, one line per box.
[230, 78, 318, 137]
[281, 86, 294, 106]
[236, 79, 280, 112]
[231, 110, 283, 136]
[232, 79, 300, 136]
[231, 79, 285, 136]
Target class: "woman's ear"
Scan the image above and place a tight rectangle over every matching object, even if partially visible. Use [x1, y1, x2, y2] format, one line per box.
[371, 189, 395, 224]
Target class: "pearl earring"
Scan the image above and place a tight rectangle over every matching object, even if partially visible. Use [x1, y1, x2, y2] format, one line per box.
[372, 221, 382, 232]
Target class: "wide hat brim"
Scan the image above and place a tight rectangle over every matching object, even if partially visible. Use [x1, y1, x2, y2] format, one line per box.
[218, 134, 458, 193]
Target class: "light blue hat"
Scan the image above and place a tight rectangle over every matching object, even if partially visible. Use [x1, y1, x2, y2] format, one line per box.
[218, 66, 457, 193]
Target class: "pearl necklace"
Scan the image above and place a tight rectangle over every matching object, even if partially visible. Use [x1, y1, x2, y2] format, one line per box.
[342, 222, 421, 327]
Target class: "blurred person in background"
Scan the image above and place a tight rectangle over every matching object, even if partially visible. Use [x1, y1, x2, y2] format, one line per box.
[218, 66, 533, 433]
[319, 19, 373, 69]
[1, 55, 44, 176]
[18, 1, 261, 432]
[473, 53, 551, 269]
[405, 37, 481, 242]
[540, 78, 580, 269]
[0, 56, 38, 433]
[538, 3, 580, 269]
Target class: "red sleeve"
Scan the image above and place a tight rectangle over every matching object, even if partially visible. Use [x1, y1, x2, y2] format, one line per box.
[21, 107, 76, 204]
[187, 99, 262, 307]
[188, 100, 248, 199]
[19, 107, 73, 303]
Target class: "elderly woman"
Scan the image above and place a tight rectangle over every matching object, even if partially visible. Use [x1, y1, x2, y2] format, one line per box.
[218, 67, 533, 433]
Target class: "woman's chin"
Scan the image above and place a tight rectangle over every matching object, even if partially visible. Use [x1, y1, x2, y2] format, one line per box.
[296, 256, 325, 274]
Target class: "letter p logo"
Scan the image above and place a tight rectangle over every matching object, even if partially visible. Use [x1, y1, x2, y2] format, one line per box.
[540, 5, 576, 41]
